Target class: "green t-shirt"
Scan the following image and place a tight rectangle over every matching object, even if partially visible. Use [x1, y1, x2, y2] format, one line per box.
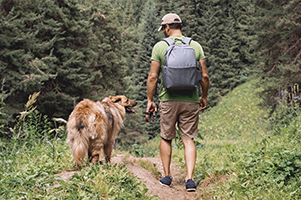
[151, 35, 205, 103]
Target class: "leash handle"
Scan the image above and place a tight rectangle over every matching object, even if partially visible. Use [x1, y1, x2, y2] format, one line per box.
[145, 111, 156, 122]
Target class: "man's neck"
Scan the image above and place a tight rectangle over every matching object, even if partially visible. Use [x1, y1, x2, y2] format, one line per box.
[168, 29, 182, 37]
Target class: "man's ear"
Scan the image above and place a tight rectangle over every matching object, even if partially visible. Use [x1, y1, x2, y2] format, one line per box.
[166, 24, 170, 31]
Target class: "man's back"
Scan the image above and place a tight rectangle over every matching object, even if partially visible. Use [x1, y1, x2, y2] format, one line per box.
[151, 35, 205, 103]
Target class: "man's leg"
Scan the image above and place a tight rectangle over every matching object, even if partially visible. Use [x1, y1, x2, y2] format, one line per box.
[160, 138, 172, 177]
[182, 138, 196, 181]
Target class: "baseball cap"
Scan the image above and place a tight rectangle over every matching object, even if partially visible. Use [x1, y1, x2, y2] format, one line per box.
[158, 13, 182, 31]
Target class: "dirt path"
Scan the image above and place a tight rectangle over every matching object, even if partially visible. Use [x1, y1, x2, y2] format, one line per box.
[111, 154, 202, 200]
[56, 154, 206, 200]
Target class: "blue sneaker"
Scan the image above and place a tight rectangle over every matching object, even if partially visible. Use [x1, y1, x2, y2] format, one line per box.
[159, 176, 173, 187]
[185, 179, 197, 192]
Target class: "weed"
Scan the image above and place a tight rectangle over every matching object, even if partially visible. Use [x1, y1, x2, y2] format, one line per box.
[130, 137, 159, 157]
[137, 160, 161, 178]
[267, 97, 301, 135]
[0, 101, 7, 137]
[0, 78, 8, 137]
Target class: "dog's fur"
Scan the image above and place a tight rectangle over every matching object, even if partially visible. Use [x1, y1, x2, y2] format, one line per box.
[66, 95, 137, 167]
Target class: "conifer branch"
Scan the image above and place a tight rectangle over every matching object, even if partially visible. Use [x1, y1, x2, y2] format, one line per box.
[291, 50, 301, 65]
[282, 36, 301, 55]
[29, 60, 46, 75]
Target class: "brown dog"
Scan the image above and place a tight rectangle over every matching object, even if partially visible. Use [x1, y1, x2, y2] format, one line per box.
[66, 95, 137, 167]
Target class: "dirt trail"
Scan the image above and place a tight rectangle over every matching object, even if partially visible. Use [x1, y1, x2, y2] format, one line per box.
[56, 154, 205, 200]
[111, 154, 202, 200]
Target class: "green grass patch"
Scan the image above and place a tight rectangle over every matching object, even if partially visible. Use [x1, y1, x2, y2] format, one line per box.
[129, 136, 160, 158]
[136, 160, 161, 178]
[0, 139, 152, 199]
[198, 80, 267, 140]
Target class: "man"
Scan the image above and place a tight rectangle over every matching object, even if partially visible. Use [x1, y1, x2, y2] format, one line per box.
[146, 13, 209, 192]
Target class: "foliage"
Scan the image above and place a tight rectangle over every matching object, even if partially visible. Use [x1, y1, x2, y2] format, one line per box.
[0, 108, 151, 199]
[198, 80, 266, 140]
[0, 0, 131, 125]
[9, 92, 66, 142]
[266, 98, 301, 135]
[137, 160, 161, 178]
[234, 139, 301, 197]
[117, 125, 148, 150]
[253, 0, 301, 111]
[182, 0, 255, 107]
[0, 101, 6, 137]
[0, 79, 7, 136]
[130, 0, 161, 139]
[130, 142, 158, 158]
[0, 139, 152, 199]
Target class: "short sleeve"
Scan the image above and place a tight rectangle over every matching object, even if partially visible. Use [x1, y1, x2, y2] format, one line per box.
[151, 42, 161, 62]
[151, 41, 169, 65]
[191, 40, 205, 61]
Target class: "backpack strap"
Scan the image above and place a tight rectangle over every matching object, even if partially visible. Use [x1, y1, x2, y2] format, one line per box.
[183, 37, 192, 45]
[162, 37, 175, 46]
[163, 37, 192, 45]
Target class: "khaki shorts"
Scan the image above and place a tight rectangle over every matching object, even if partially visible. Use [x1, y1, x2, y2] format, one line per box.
[159, 101, 199, 140]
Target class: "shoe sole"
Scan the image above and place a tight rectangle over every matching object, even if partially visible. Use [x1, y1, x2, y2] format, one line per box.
[159, 181, 171, 187]
[186, 188, 196, 192]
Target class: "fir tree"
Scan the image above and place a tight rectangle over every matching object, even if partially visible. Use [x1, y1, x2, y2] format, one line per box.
[182, 0, 255, 106]
[156, 0, 184, 16]
[0, 0, 130, 125]
[254, 0, 301, 110]
[131, 0, 161, 139]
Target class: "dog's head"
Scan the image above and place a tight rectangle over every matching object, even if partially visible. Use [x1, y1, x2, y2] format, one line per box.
[105, 95, 137, 114]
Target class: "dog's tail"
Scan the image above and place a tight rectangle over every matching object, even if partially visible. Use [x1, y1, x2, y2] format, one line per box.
[67, 118, 89, 167]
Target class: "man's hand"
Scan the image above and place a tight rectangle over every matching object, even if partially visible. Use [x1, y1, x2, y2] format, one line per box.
[145, 101, 157, 122]
[146, 101, 157, 114]
[199, 97, 207, 111]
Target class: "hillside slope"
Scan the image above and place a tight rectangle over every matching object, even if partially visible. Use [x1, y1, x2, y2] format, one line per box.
[198, 80, 266, 140]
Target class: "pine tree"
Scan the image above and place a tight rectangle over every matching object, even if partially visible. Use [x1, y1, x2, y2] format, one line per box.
[112, 0, 153, 146]
[182, 0, 255, 106]
[131, 0, 161, 139]
[230, 0, 256, 83]
[156, 0, 183, 16]
[253, 0, 301, 109]
[0, 0, 131, 125]
[0, 0, 61, 122]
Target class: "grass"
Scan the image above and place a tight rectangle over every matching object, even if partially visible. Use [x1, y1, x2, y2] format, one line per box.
[1, 80, 301, 199]
[0, 138, 152, 199]
[198, 80, 267, 141]
[136, 160, 161, 178]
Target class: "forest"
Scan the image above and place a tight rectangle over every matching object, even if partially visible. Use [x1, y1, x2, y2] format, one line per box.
[2, 0, 299, 145]
[0, 0, 301, 199]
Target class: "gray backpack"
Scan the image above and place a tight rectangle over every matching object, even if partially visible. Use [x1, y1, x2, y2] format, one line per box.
[162, 37, 202, 93]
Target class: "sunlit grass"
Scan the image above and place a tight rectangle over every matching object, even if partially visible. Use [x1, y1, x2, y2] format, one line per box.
[0, 139, 152, 199]
[198, 80, 267, 140]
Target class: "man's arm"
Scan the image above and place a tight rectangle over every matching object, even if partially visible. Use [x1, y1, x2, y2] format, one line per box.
[146, 60, 161, 113]
[199, 58, 209, 110]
